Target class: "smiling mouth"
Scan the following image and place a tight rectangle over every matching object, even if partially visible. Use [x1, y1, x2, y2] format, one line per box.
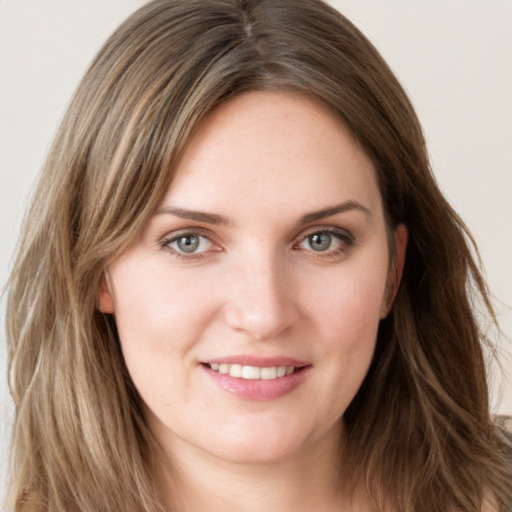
[205, 363, 303, 380]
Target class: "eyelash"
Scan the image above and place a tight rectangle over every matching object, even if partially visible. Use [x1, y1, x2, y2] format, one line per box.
[159, 227, 355, 261]
[294, 227, 355, 260]
[160, 230, 216, 261]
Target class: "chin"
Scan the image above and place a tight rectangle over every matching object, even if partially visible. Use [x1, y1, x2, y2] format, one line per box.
[210, 438, 306, 466]
[202, 418, 334, 467]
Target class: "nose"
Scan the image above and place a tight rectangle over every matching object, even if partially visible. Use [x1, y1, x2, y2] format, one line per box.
[223, 252, 299, 341]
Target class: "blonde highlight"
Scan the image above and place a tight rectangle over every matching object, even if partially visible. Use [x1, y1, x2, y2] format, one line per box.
[5, 1, 512, 511]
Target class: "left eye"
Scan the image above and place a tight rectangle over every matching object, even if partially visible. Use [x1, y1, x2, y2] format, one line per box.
[164, 233, 213, 254]
[297, 230, 348, 252]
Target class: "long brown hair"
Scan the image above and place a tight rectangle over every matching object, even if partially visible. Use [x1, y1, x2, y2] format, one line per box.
[5, 1, 512, 510]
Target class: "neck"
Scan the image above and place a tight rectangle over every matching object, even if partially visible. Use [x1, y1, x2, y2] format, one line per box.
[153, 421, 363, 512]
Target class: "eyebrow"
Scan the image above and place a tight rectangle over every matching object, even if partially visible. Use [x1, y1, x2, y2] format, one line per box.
[297, 200, 372, 225]
[156, 200, 371, 226]
[156, 206, 230, 225]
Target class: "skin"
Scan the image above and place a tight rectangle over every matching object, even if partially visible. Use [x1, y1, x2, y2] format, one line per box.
[99, 91, 407, 511]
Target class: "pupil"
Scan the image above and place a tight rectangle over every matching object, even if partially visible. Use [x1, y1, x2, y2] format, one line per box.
[177, 235, 199, 253]
[310, 233, 331, 251]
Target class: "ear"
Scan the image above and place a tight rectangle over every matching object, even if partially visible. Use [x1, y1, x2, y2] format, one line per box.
[380, 223, 408, 318]
[98, 272, 115, 314]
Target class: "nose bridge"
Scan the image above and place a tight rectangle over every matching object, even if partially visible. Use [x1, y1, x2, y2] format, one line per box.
[223, 244, 297, 340]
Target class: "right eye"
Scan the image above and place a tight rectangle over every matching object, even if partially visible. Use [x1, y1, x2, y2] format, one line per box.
[161, 232, 217, 258]
[295, 227, 354, 258]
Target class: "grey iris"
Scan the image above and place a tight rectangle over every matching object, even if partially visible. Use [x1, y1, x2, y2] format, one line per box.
[309, 233, 331, 251]
[177, 235, 200, 253]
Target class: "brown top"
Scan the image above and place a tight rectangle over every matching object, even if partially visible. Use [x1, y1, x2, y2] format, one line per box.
[495, 415, 512, 431]
[496, 416, 512, 512]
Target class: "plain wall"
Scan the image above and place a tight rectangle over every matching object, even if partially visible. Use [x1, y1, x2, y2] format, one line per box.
[1, 0, 511, 499]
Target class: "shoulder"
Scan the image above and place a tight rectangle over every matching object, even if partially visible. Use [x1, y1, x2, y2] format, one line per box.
[495, 414, 512, 440]
[492, 415, 512, 512]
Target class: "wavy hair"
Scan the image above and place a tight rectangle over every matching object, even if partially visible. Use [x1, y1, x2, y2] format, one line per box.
[5, 0, 512, 510]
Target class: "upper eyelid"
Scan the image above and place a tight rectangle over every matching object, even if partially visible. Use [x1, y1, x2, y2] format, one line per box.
[158, 225, 353, 249]
[160, 227, 216, 243]
[293, 225, 353, 242]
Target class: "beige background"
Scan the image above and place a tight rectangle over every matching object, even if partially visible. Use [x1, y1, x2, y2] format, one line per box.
[1, 0, 511, 497]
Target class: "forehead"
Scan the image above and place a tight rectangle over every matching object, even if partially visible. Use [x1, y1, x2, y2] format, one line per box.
[162, 91, 383, 220]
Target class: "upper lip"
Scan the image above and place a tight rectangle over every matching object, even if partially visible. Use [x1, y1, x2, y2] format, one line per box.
[202, 355, 310, 368]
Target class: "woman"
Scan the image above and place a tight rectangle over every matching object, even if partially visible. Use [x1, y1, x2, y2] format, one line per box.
[5, 0, 512, 511]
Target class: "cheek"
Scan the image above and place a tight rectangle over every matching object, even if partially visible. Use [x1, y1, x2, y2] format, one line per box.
[305, 259, 388, 334]
[107, 261, 222, 403]
[110, 262, 218, 349]
[302, 255, 388, 384]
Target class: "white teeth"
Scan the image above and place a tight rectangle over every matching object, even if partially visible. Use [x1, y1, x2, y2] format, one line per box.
[229, 364, 243, 378]
[209, 363, 297, 380]
[260, 367, 277, 380]
[277, 366, 287, 378]
[242, 365, 260, 379]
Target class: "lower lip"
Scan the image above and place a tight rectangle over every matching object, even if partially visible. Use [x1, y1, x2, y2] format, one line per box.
[201, 364, 311, 401]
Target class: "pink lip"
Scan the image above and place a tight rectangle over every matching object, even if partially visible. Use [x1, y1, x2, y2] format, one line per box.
[200, 358, 311, 401]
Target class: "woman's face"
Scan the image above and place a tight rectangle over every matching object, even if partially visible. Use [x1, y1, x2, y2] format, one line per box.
[100, 91, 406, 465]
